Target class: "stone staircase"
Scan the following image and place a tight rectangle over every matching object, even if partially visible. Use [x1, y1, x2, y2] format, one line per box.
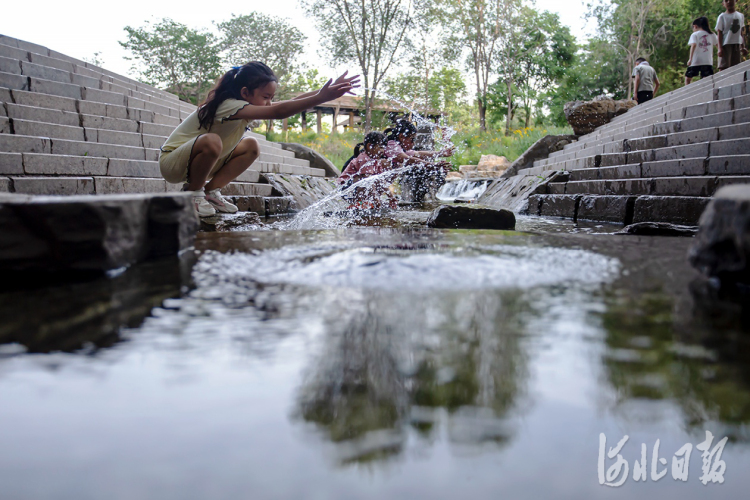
[524, 60, 750, 226]
[0, 34, 325, 215]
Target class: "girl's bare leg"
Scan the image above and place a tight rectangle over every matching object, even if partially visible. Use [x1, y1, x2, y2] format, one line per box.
[186, 133, 222, 191]
[205, 138, 260, 191]
[685, 77, 692, 85]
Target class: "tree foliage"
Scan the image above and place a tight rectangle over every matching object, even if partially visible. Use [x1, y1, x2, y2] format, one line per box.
[120, 19, 222, 104]
[303, 0, 414, 131]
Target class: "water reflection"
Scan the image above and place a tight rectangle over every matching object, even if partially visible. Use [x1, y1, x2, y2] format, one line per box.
[295, 290, 531, 463]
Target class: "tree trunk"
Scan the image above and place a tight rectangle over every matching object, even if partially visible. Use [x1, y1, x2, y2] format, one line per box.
[478, 97, 487, 132]
[505, 79, 513, 136]
[364, 88, 373, 133]
[301, 111, 307, 132]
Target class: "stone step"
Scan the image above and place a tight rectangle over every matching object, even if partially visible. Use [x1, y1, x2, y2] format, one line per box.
[554, 174, 750, 197]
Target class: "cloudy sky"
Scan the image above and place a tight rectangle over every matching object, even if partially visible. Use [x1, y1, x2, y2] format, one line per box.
[2, 0, 594, 85]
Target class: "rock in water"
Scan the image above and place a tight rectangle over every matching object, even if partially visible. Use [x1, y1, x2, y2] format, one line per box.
[615, 222, 699, 237]
[426, 205, 515, 230]
[199, 212, 263, 232]
[564, 96, 636, 136]
[689, 185, 750, 284]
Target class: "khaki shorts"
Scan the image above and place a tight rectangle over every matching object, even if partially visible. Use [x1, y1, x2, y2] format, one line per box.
[159, 135, 236, 184]
[719, 43, 743, 70]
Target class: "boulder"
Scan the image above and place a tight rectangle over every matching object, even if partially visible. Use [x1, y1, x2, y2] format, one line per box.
[688, 185, 750, 284]
[445, 171, 462, 181]
[564, 96, 636, 136]
[426, 205, 515, 230]
[478, 154, 511, 170]
[279, 142, 340, 178]
[502, 134, 578, 178]
[0, 192, 198, 273]
[615, 222, 699, 237]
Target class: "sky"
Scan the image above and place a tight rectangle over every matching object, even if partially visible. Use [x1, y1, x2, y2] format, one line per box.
[1, 0, 595, 87]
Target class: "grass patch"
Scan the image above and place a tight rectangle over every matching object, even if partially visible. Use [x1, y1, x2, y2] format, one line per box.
[266, 126, 573, 170]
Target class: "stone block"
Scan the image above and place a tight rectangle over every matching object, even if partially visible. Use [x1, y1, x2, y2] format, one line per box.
[683, 103, 707, 119]
[77, 99, 107, 117]
[71, 73, 101, 88]
[0, 55, 22, 74]
[732, 106, 750, 124]
[309, 168, 326, 177]
[600, 164, 641, 179]
[577, 195, 633, 223]
[538, 194, 580, 218]
[128, 107, 155, 123]
[627, 150, 655, 164]
[715, 176, 750, 190]
[82, 87, 126, 106]
[681, 111, 734, 132]
[426, 204, 515, 229]
[0, 178, 10, 192]
[11, 89, 77, 112]
[0, 153, 23, 175]
[710, 138, 750, 156]
[88, 128, 143, 147]
[15, 39, 49, 55]
[569, 168, 599, 181]
[0, 134, 51, 154]
[566, 180, 604, 195]
[265, 196, 293, 216]
[0, 71, 29, 91]
[29, 77, 81, 99]
[0, 88, 10, 104]
[642, 158, 706, 177]
[633, 195, 710, 225]
[105, 104, 129, 120]
[142, 134, 165, 149]
[227, 195, 265, 214]
[94, 177, 165, 194]
[13, 119, 85, 141]
[107, 159, 160, 178]
[99, 81, 132, 96]
[733, 93, 750, 111]
[707, 155, 750, 175]
[11, 176, 94, 195]
[653, 142, 709, 162]
[23, 153, 107, 175]
[0, 116, 9, 133]
[0, 44, 30, 61]
[707, 98, 734, 114]
[651, 176, 717, 196]
[235, 169, 261, 183]
[0, 192, 197, 272]
[599, 152, 628, 167]
[716, 82, 746, 100]
[548, 182, 567, 194]
[688, 185, 750, 283]
[718, 122, 750, 141]
[20, 61, 70, 83]
[51, 139, 146, 161]
[222, 182, 274, 197]
[27, 52, 75, 73]
[667, 127, 719, 146]
[145, 149, 160, 162]
[626, 135, 667, 151]
[80, 114, 139, 134]
[605, 179, 652, 196]
[152, 112, 179, 126]
[141, 122, 174, 136]
[7, 103, 80, 127]
[653, 121, 681, 135]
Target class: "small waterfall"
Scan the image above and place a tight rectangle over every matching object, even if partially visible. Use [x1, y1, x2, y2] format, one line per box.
[436, 179, 491, 202]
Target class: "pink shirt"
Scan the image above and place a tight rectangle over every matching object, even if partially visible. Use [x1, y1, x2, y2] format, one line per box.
[384, 140, 418, 161]
[338, 152, 389, 185]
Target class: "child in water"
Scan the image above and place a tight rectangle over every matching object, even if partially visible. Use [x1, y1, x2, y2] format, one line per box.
[159, 63, 359, 216]
[384, 119, 454, 202]
[337, 132, 395, 209]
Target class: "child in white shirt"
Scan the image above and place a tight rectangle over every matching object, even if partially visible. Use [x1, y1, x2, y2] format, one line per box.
[686, 17, 719, 84]
[716, 0, 748, 70]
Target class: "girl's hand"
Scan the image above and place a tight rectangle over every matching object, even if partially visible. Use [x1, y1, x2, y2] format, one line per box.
[333, 71, 361, 94]
[687, 59, 692, 66]
[318, 79, 355, 101]
[438, 145, 456, 157]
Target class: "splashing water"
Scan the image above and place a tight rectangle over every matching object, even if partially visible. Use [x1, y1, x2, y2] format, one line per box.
[436, 179, 491, 202]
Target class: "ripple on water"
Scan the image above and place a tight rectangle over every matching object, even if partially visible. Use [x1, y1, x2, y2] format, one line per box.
[193, 243, 620, 293]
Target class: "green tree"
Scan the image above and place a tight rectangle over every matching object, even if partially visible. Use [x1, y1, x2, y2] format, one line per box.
[120, 19, 222, 104]
[303, 0, 414, 131]
[215, 13, 306, 99]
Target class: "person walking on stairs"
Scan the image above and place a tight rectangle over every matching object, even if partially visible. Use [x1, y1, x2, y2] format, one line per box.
[632, 58, 660, 105]
[686, 17, 719, 84]
[159, 62, 359, 217]
[716, 0, 748, 71]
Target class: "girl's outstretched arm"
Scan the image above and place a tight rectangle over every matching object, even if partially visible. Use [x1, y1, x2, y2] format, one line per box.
[291, 72, 356, 101]
[233, 73, 360, 121]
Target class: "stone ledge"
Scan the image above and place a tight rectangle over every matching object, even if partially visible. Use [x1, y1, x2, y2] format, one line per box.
[0, 192, 198, 273]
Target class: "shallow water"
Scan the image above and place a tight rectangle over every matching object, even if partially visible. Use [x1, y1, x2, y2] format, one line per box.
[1, 213, 750, 499]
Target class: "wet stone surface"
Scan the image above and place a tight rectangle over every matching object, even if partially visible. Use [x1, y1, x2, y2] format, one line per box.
[2, 208, 750, 499]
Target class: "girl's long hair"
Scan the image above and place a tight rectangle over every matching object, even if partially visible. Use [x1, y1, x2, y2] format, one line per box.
[693, 16, 712, 34]
[384, 119, 418, 143]
[342, 132, 387, 171]
[197, 62, 277, 129]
